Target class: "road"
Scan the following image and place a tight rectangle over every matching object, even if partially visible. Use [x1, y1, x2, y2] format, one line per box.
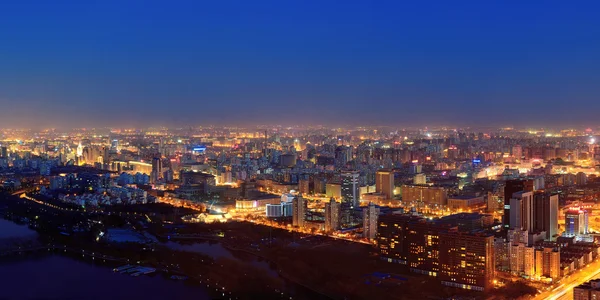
[532, 258, 600, 300]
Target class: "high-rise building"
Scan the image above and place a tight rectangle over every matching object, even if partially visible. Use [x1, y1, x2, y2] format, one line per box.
[341, 171, 360, 208]
[504, 180, 533, 228]
[377, 213, 495, 291]
[151, 157, 162, 183]
[565, 209, 589, 237]
[292, 195, 306, 228]
[533, 192, 559, 240]
[362, 202, 380, 240]
[324, 198, 341, 232]
[576, 172, 588, 185]
[541, 247, 560, 280]
[376, 169, 394, 200]
[438, 231, 495, 291]
[509, 191, 534, 231]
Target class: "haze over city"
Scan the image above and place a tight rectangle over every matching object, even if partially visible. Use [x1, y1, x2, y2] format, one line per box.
[4, 2, 600, 300]
[1, 1, 600, 128]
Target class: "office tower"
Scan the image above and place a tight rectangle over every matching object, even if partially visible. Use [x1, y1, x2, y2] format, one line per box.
[533, 192, 559, 240]
[324, 198, 341, 232]
[503, 180, 533, 228]
[509, 191, 533, 231]
[341, 171, 360, 208]
[111, 139, 119, 151]
[292, 196, 306, 228]
[151, 157, 162, 183]
[376, 169, 394, 199]
[362, 202, 380, 240]
[565, 209, 589, 237]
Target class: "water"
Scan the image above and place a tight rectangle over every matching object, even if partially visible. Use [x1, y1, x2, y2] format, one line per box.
[0, 218, 37, 239]
[0, 255, 211, 300]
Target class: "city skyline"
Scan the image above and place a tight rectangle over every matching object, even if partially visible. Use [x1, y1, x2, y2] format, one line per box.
[1, 1, 600, 128]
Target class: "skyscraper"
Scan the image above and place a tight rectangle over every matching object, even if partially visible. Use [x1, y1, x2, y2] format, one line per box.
[292, 195, 306, 228]
[151, 157, 162, 183]
[503, 179, 533, 229]
[362, 202, 380, 240]
[533, 192, 559, 240]
[341, 171, 360, 208]
[325, 198, 341, 232]
[376, 169, 394, 200]
[509, 191, 533, 231]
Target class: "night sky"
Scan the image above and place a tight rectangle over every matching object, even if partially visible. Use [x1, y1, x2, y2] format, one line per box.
[1, 1, 599, 128]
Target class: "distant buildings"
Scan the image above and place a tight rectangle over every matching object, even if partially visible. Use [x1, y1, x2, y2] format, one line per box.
[447, 195, 484, 210]
[401, 185, 448, 206]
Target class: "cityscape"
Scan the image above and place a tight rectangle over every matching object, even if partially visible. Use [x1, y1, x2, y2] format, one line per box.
[2, 1, 600, 300]
[2, 127, 600, 299]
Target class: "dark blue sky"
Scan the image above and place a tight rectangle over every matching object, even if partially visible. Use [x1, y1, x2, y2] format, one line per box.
[1, 1, 599, 128]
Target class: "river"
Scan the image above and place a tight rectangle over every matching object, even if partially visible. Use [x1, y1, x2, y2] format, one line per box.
[0, 219, 212, 300]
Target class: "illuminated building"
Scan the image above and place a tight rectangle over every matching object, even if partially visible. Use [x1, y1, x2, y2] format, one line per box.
[151, 157, 162, 183]
[292, 195, 306, 228]
[509, 191, 534, 232]
[376, 169, 394, 200]
[377, 213, 496, 291]
[362, 202, 380, 240]
[265, 202, 293, 218]
[401, 185, 448, 206]
[503, 179, 533, 229]
[324, 198, 341, 232]
[325, 183, 341, 199]
[377, 214, 414, 265]
[565, 209, 589, 237]
[573, 279, 600, 300]
[447, 195, 484, 210]
[439, 231, 495, 291]
[532, 192, 559, 240]
[341, 170, 360, 208]
[413, 173, 426, 185]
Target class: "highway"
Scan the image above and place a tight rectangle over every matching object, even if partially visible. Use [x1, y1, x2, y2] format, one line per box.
[532, 258, 600, 300]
